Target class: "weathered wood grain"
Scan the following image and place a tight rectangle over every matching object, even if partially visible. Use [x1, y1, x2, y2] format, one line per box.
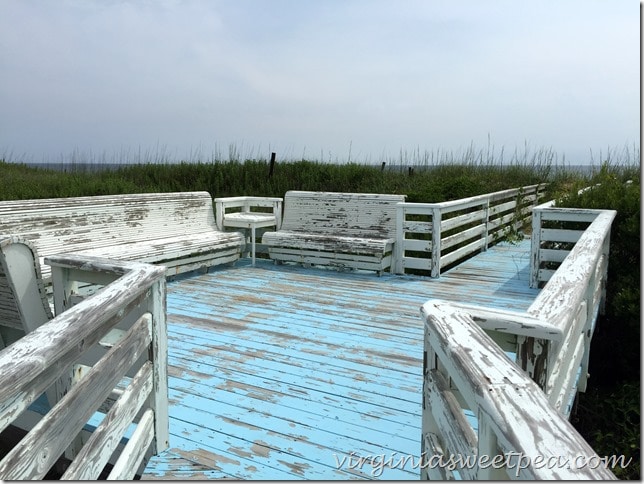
[421, 299, 616, 480]
[144, 240, 539, 479]
[0, 191, 244, 281]
[108, 409, 156, 480]
[61, 361, 154, 479]
[0, 313, 152, 479]
[0, 253, 167, 480]
[263, 191, 405, 273]
[0, 237, 53, 354]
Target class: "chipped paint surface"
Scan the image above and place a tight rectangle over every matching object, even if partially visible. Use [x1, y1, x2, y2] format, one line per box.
[0, 192, 243, 282]
[142, 239, 539, 479]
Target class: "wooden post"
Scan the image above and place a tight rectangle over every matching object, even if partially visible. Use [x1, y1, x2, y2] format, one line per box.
[147, 278, 169, 455]
[51, 265, 84, 462]
[394, 203, 405, 274]
[381, 161, 386, 171]
[268, 152, 276, 178]
[483, 199, 490, 251]
[476, 415, 508, 480]
[431, 208, 442, 278]
[529, 208, 542, 288]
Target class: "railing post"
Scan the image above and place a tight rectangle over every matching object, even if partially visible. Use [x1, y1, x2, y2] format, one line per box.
[51, 265, 78, 317]
[431, 207, 442, 278]
[274, 199, 283, 230]
[529, 207, 542, 288]
[50, 265, 84, 463]
[577, 271, 596, 394]
[483, 199, 490, 250]
[394, 203, 405, 274]
[214, 200, 224, 230]
[476, 415, 508, 480]
[599, 229, 611, 315]
[420, 330, 452, 480]
[516, 335, 550, 390]
[147, 277, 169, 455]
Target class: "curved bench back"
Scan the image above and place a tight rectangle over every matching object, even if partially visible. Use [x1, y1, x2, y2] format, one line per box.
[0, 236, 53, 348]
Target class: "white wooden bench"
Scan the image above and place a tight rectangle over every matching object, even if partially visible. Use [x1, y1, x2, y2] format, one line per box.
[0, 191, 244, 282]
[262, 191, 406, 274]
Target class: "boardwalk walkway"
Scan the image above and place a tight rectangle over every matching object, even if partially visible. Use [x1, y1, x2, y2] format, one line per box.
[143, 239, 539, 480]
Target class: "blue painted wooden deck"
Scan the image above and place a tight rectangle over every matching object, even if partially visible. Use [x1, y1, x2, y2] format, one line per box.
[143, 239, 539, 480]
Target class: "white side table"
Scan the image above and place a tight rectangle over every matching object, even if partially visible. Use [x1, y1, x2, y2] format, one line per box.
[222, 212, 277, 266]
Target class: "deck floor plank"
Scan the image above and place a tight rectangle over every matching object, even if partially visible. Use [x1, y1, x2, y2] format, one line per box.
[144, 240, 539, 479]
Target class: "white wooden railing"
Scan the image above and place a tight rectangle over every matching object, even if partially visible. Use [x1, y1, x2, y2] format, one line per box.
[0, 255, 168, 480]
[420, 206, 617, 479]
[395, 184, 546, 277]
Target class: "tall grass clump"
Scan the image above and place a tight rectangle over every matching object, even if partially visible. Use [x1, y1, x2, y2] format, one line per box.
[0, 155, 556, 202]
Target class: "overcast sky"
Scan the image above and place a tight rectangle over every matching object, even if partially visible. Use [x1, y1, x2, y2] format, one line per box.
[0, 0, 639, 165]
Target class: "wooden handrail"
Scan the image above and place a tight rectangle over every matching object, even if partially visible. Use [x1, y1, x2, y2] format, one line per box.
[0, 255, 168, 480]
[421, 299, 616, 480]
[420, 205, 618, 479]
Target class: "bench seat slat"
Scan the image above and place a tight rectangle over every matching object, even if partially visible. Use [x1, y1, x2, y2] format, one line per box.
[73, 232, 244, 265]
[263, 231, 393, 256]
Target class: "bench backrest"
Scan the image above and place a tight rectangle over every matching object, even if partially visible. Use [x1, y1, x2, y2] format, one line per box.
[280, 191, 406, 239]
[0, 236, 53, 349]
[0, 191, 217, 259]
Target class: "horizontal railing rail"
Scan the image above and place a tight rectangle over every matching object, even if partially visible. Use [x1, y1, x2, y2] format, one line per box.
[420, 300, 617, 480]
[420, 205, 617, 479]
[395, 184, 546, 277]
[0, 255, 168, 480]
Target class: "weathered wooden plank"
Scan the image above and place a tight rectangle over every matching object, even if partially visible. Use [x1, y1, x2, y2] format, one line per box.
[108, 409, 156, 480]
[528, 211, 616, 334]
[441, 223, 486, 251]
[166, 386, 419, 478]
[423, 369, 478, 480]
[538, 209, 602, 222]
[538, 247, 571, 263]
[447, 303, 563, 341]
[167, 318, 421, 392]
[0, 313, 152, 479]
[167, 362, 419, 444]
[61, 362, 154, 480]
[488, 198, 518, 215]
[402, 220, 433, 233]
[421, 299, 616, 479]
[400, 256, 432, 271]
[440, 208, 486, 232]
[440, 238, 486, 267]
[540, 228, 585, 243]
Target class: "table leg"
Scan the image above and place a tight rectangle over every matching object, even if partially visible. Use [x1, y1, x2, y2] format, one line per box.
[251, 225, 256, 266]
